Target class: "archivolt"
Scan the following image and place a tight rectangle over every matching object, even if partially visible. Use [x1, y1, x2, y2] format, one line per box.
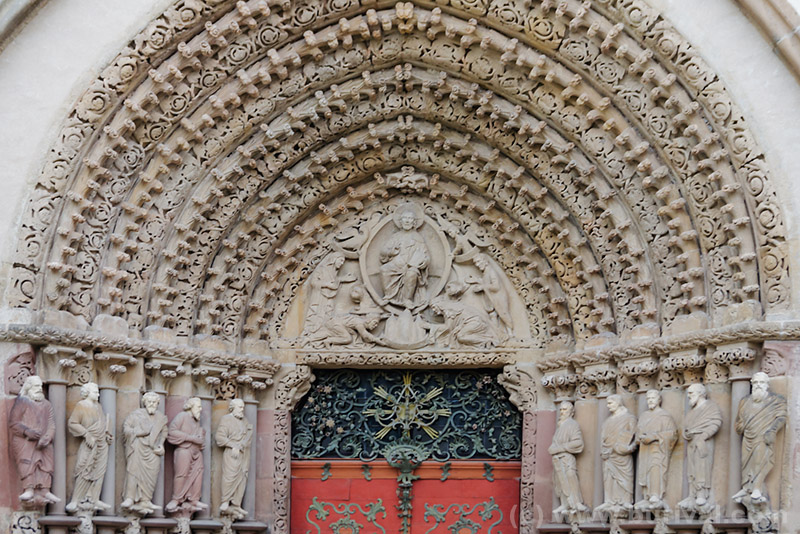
[9, 0, 790, 356]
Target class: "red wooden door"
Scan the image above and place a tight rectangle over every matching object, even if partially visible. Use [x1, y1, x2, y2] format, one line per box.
[291, 459, 520, 533]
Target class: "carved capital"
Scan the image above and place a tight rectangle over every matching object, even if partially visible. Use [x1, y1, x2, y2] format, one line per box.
[497, 364, 537, 412]
[710, 342, 758, 380]
[761, 340, 797, 377]
[541, 369, 578, 402]
[618, 356, 659, 392]
[94, 351, 136, 387]
[661, 348, 706, 384]
[40, 344, 86, 384]
[275, 365, 315, 411]
[191, 363, 227, 399]
[144, 357, 187, 394]
[581, 363, 618, 397]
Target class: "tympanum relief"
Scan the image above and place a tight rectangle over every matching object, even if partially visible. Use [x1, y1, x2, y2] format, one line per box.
[287, 195, 526, 351]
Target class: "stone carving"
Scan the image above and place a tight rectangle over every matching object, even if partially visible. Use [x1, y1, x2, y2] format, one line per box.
[120, 391, 168, 515]
[215, 399, 253, 520]
[634, 390, 677, 511]
[5, 347, 36, 396]
[66, 382, 112, 513]
[732, 372, 787, 528]
[549, 401, 590, 523]
[596, 394, 637, 519]
[275, 365, 316, 412]
[497, 364, 537, 412]
[9, 376, 59, 507]
[378, 202, 431, 310]
[165, 397, 207, 515]
[294, 201, 518, 350]
[679, 384, 722, 516]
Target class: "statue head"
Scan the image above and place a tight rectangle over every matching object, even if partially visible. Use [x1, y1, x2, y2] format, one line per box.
[392, 203, 423, 231]
[687, 383, 707, 407]
[329, 252, 345, 269]
[184, 397, 202, 420]
[607, 394, 624, 414]
[751, 372, 770, 401]
[142, 391, 160, 415]
[81, 382, 100, 402]
[229, 398, 245, 419]
[20, 375, 45, 402]
[559, 401, 574, 422]
[645, 389, 662, 410]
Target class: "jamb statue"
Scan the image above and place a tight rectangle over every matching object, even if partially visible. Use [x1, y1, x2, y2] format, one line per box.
[679, 384, 722, 516]
[732, 372, 787, 531]
[121, 391, 168, 515]
[595, 394, 637, 519]
[549, 401, 590, 523]
[66, 382, 112, 513]
[166, 397, 208, 514]
[9, 375, 60, 507]
[215, 398, 254, 520]
[634, 390, 677, 511]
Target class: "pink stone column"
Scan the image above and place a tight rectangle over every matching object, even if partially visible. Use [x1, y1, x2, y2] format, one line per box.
[519, 410, 537, 534]
[533, 410, 556, 526]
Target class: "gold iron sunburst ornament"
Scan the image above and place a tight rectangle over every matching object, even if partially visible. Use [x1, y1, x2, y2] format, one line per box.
[363, 372, 452, 440]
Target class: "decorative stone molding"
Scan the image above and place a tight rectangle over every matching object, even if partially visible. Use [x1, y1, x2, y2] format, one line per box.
[5, 345, 36, 395]
[498, 364, 537, 412]
[274, 365, 315, 412]
[581, 363, 618, 397]
[618, 356, 659, 392]
[299, 349, 516, 368]
[761, 340, 796, 376]
[144, 357, 187, 394]
[94, 351, 136, 387]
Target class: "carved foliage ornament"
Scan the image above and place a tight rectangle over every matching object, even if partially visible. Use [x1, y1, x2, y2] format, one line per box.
[7, 0, 789, 359]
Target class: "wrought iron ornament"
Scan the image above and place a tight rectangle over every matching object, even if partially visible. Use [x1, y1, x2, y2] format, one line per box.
[291, 369, 522, 461]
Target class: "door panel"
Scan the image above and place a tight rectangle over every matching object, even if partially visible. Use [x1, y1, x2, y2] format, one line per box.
[292, 460, 520, 533]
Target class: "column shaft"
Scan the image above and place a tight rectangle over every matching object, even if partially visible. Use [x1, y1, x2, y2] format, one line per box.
[47, 380, 68, 515]
[198, 396, 214, 518]
[98, 385, 118, 514]
[243, 400, 258, 519]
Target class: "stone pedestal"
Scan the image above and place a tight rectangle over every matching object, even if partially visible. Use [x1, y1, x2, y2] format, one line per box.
[92, 515, 130, 534]
[231, 520, 269, 533]
[189, 518, 224, 534]
[37, 515, 82, 534]
[139, 516, 178, 534]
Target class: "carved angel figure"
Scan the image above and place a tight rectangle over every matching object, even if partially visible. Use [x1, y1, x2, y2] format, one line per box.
[121, 391, 168, 515]
[9, 375, 59, 506]
[379, 203, 430, 309]
[66, 382, 112, 513]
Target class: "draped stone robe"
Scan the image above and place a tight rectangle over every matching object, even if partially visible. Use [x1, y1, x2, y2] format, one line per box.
[123, 408, 168, 506]
[549, 417, 586, 510]
[215, 413, 254, 507]
[601, 411, 637, 507]
[637, 406, 677, 500]
[68, 399, 110, 507]
[9, 396, 56, 490]
[684, 399, 722, 501]
[735, 392, 787, 494]
[167, 411, 205, 506]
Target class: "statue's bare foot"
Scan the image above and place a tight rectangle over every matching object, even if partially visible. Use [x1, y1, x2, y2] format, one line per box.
[751, 489, 765, 503]
[94, 500, 111, 511]
[65, 501, 78, 513]
[44, 492, 61, 504]
[120, 498, 133, 510]
[165, 500, 179, 513]
[191, 501, 209, 512]
[19, 489, 34, 501]
[220, 502, 230, 513]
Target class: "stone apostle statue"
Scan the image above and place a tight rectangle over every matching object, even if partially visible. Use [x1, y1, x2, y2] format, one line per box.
[549, 401, 590, 522]
[121, 391, 168, 515]
[732, 372, 787, 506]
[66, 382, 112, 513]
[9, 375, 59, 506]
[679, 384, 722, 516]
[165, 397, 208, 514]
[635, 390, 677, 511]
[596, 394, 637, 517]
[215, 398, 254, 519]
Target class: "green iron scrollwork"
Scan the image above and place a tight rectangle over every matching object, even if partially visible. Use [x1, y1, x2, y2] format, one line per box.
[422, 498, 503, 534]
[384, 443, 427, 534]
[306, 497, 387, 534]
[292, 369, 521, 461]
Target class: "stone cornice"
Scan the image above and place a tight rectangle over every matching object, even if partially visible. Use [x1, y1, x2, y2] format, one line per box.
[0, 322, 280, 374]
[537, 320, 800, 372]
